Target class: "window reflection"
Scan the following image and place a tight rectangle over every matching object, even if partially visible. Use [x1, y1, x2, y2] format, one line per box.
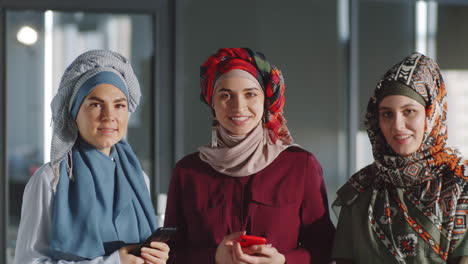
[444, 70, 468, 156]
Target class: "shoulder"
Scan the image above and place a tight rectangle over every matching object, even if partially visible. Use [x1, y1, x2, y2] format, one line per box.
[280, 145, 316, 159]
[335, 164, 375, 207]
[172, 152, 215, 179]
[25, 162, 58, 192]
[174, 152, 204, 169]
[277, 146, 322, 168]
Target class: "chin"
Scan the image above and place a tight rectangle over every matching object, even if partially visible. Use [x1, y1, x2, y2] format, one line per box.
[393, 147, 418, 156]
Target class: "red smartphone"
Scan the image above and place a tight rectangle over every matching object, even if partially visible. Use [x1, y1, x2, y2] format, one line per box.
[130, 227, 177, 256]
[237, 235, 267, 247]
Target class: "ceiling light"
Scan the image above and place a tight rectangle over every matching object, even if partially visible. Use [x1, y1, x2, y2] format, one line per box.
[17, 26, 38, 45]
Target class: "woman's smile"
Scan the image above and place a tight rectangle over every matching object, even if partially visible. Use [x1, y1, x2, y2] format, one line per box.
[393, 133, 413, 144]
[97, 127, 118, 134]
[229, 115, 251, 125]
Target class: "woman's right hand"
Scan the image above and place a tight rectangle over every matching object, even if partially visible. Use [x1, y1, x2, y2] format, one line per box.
[215, 231, 246, 264]
[118, 244, 146, 264]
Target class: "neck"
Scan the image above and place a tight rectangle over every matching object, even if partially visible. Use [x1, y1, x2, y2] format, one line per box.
[99, 147, 111, 156]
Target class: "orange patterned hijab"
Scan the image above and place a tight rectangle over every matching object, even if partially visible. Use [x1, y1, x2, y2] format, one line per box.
[366, 52, 467, 186]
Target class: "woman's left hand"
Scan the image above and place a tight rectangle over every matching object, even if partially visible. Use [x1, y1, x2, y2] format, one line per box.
[231, 241, 285, 264]
[140, 241, 170, 264]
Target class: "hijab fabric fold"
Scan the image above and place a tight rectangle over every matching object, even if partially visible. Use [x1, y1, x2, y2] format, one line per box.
[199, 123, 293, 177]
[334, 52, 468, 263]
[51, 139, 156, 259]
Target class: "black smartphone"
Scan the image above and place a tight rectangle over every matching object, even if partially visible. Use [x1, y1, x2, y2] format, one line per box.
[130, 227, 177, 256]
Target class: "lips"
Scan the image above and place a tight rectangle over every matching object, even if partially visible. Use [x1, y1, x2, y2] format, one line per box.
[97, 128, 118, 134]
[393, 134, 412, 144]
[229, 116, 251, 125]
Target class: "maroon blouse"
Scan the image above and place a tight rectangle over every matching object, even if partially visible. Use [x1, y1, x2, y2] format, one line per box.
[164, 146, 335, 263]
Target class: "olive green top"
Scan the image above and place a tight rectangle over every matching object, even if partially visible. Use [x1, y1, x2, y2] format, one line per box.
[332, 187, 468, 264]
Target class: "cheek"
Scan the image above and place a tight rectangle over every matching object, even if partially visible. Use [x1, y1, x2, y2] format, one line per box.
[76, 112, 93, 130]
[416, 116, 426, 139]
[213, 102, 227, 118]
[252, 97, 265, 115]
[255, 104, 264, 117]
[378, 120, 390, 138]
[119, 112, 129, 126]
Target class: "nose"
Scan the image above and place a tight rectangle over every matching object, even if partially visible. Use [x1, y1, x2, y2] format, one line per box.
[100, 105, 115, 121]
[230, 95, 246, 110]
[393, 113, 405, 130]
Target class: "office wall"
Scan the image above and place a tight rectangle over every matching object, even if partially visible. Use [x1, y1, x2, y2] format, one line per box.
[437, 4, 468, 69]
[358, 1, 415, 130]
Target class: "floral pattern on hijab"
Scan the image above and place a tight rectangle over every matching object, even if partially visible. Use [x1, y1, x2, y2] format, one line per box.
[200, 48, 291, 144]
[335, 52, 468, 263]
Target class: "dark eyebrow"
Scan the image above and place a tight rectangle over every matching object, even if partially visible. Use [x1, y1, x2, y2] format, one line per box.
[244, 87, 260, 91]
[87, 96, 105, 103]
[379, 103, 420, 110]
[217, 88, 231, 93]
[114, 98, 127, 103]
[216, 87, 260, 93]
[86, 96, 127, 103]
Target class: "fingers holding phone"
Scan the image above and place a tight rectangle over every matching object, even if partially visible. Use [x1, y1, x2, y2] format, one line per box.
[130, 227, 176, 256]
[232, 235, 285, 264]
[118, 244, 146, 264]
[232, 242, 285, 264]
[215, 231, 246, 264]
[140, 241, 170, 264]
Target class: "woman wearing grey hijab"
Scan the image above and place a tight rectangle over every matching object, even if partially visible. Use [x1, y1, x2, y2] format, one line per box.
[14, 50, 169, 264]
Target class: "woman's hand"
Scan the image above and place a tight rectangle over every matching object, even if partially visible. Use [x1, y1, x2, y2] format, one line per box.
[232, 241, 285, 264]
[215, 231, 246, 264]
[118, 242, 170, 264]
[140, 241, 170, 264]
[215, 231, 285, 264]
[118, 244, 145, 264]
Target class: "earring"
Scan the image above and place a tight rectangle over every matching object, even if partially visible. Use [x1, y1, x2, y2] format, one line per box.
[262, 111, 268, 127]
[211, 118, 219, 147]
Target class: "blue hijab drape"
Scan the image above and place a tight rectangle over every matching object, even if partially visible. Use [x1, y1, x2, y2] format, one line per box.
[50, 139, 157, 259]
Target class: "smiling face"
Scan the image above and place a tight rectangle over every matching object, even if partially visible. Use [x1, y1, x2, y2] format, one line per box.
[212, 76, 264, 136]
[75, 84, 129, 155]
[378, 95, 426, 156]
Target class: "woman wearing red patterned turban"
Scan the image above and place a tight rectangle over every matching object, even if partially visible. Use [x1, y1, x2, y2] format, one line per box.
[332, 53, 468, 264]
[164, 48, 335, 263]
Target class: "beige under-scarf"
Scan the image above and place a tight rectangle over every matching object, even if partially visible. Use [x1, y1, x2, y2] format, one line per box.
[199, 123, 294, 177]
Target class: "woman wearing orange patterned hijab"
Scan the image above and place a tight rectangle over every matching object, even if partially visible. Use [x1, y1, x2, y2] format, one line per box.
[165, 48, 335, 263]
[333, 52, 468, 264]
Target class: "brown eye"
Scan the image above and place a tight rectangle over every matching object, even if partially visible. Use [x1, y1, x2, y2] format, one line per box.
[219, 93, 230, 99]
[380, 111, 392, 119]
[404, 109, 416, 116]
[90, 103, 102, 108]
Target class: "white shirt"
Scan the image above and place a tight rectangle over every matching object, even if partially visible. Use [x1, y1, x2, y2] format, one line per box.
[14, 163, 151, 264]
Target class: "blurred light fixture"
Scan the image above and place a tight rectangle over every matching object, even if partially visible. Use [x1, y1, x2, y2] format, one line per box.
[17, 26, 38, 45]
